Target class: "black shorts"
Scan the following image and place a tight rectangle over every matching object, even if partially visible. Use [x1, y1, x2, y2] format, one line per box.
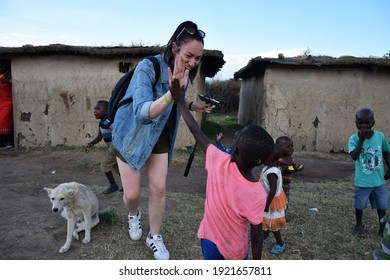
[152, 127, 171, 154]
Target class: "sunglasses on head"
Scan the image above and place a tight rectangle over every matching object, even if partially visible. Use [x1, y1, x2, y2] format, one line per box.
[176, 27, 206, 40]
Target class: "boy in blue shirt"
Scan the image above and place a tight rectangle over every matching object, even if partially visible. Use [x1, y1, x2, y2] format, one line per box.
[348, 108, 390, 237]
[215, 131, 240, 155]
[85, 100, 120, 194]
[215, 132, 233, 155]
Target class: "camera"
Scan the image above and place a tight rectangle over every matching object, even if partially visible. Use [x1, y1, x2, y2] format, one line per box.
[198, 94, 220, 107]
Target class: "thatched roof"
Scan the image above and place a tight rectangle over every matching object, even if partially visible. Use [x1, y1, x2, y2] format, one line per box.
[0, 44, 225, 78]
[234, 55, 390, 80]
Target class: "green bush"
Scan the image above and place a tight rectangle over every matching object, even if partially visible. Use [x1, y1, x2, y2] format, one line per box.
[205, 79, 240, 113]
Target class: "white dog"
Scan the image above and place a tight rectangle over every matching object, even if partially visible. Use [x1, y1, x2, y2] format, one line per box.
[43, 182, 99, 253]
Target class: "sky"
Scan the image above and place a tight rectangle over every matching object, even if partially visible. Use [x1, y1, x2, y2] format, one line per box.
[0, 0, 389, 80]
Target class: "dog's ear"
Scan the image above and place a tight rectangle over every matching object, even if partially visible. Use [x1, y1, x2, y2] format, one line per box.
[43, 187, 52, 195]
[67, 189, 76, 197]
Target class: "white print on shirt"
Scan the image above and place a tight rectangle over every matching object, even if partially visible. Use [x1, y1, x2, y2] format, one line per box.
[360, 145, 382, 175]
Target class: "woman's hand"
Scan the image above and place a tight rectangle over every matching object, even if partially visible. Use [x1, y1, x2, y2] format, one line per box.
[191, 102, 215, 113]
[169, 55, 189, 90]
[168, 55, 189, 103]
[168, 55, 214, 113]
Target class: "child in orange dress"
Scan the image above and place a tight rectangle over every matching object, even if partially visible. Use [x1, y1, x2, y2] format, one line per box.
[276, 136, 304, 209]
[261, 144, 288, 254]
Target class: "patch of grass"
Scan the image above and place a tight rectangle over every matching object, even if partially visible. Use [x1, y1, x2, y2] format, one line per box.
[203, 112, 244, 138]
[98, 208, 120, 225]
[79, 177, 385, 260]
[79, 189, 204, 260]
[77, 158, 94, 168]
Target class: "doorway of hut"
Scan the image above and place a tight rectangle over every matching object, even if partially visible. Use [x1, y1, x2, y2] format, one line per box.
[0, 59, 14, 149]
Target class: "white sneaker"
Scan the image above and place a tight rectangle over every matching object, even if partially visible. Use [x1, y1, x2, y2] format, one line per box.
[146, 232, 170, 260]
[128, 210, 142, 240]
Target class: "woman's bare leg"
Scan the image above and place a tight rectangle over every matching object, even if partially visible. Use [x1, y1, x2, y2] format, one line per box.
[116, 157, 141, 215]
[146, 153, 168, 235]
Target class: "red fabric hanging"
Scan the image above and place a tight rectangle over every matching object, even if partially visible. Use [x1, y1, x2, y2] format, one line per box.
[0, 81, 13, 134]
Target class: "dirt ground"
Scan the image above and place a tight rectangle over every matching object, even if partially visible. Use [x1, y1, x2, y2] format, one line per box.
[0, 147, 355, 260]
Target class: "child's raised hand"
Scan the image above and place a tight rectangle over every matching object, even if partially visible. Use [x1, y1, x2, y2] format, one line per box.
[216, 132, 223, 142]
[168, 55, 189, 93]
[169, 78, 183, 103]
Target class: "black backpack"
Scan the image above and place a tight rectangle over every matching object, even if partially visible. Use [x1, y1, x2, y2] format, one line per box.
[106, 56, 160, 124]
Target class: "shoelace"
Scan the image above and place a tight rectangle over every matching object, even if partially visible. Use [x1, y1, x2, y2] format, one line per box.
[153, 236, 167, 252]
[128, 214, 141, 229]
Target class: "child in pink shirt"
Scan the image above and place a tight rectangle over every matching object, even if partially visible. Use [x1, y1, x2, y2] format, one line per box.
[169, 68, 274, 259]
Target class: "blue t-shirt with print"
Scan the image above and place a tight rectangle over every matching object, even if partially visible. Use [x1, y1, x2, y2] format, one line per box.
[348, 130, 390, 187]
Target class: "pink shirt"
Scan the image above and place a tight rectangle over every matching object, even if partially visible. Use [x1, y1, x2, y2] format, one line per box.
[197, 145, 267, 259]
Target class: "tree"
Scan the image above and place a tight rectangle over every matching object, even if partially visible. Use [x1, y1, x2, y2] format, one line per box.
[303, 47, 311, 57]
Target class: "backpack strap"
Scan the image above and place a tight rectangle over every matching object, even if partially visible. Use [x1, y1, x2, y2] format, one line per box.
[146, 56, 161, 88]
[108, 56, 161, 123]
[118, 56, 160, 106]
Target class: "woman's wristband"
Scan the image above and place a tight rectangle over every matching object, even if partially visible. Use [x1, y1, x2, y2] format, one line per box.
[162, 94, 173, 105]
[188, 102, 194, 111]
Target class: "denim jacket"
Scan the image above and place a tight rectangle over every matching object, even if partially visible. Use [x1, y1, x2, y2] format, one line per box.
[112, 54, 181, 171]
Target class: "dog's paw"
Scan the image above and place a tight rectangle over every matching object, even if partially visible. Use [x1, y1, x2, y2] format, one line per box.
[59, 245, 70, 253]
[82, 237, 91, 244]
[72, 231, 79, 240]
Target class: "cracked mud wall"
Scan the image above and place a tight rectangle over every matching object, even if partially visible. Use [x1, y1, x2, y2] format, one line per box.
[11, 55, 203, 149]
[239, 66, 390, 153]
[11, 55, 119, 148]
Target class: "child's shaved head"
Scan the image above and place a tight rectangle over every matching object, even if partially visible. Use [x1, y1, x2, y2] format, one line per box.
[235, 124, 274, 166]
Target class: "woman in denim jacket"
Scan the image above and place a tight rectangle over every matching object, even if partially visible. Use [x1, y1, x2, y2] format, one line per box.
[112, 21, 213, 260]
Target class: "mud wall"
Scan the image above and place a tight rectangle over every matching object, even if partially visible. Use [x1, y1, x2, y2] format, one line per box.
[11, 55, 202, 150]
[239, 66, 390, 153]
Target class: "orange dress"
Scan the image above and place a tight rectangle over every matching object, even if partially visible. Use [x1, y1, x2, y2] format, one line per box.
[260, 166, 288, 231]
